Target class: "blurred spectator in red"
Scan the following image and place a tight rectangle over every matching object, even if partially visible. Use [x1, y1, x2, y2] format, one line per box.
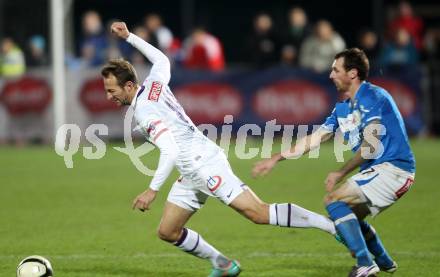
[0, 37, 26, 78]
[79, 10, 108, 67]
[245, 13, 280, 68]
[379, 28, 419, 68]
[357, 29, 380, 67]
[182, 27, 225, 71]
[27, 35, 48, 66]
[388, 1, 424, 50]
[299, 20, 345, 72]
[281, 7, 311, 65]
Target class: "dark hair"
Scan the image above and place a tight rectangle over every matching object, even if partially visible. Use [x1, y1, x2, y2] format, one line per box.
[334, 48, 369, 81]
[101, 59, 138, 87]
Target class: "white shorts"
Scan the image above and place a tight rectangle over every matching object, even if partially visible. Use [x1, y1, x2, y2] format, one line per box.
[347, 162, 415, 216]
[167, 152, 248, 211]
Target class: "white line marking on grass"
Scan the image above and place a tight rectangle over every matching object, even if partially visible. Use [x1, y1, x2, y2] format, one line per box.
[2, 251, 439, 260]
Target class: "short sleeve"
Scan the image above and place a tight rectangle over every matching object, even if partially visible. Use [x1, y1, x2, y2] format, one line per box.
[321, 107, 339, 133]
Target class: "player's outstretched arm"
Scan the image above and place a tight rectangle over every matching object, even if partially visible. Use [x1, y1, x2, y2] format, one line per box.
[252, 128, 333, 178]
[110, 21, 171, 84]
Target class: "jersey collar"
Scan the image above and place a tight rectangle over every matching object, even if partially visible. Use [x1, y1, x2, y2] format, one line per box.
[130, 85, 145, 107]
[351, 81, 369, 106]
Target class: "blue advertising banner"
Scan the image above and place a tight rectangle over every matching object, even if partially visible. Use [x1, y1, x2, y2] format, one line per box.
[170, 66, 424, 135]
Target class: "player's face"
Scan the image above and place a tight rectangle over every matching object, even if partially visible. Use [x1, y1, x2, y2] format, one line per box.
[329, 58, 351, 95]
[103, 74, 131, 106]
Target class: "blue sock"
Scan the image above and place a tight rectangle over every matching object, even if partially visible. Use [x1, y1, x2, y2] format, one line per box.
[359, 221, 394, 268]
[326, 201, 373, 266]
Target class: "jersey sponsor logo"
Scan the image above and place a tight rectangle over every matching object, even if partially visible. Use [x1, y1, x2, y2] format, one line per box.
[145, 120, 161, 137]
[145, 124, 156, 136]
[337, 111, 361, 133]
[144, 120, 168, 141]
[396, 177, 414, 199]
[148, 81, 163, 102]
[206, 175, 222, 192]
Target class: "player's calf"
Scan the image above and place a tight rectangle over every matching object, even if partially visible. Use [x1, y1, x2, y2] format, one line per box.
[269, 203, 336, 234]
[238, 203, 270, 224]
[173, 228, 236, 271]
[326, 201, 374, 267]
[359, 221, 396, 272]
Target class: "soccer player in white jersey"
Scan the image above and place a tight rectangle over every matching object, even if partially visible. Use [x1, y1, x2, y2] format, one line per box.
[101, 21, 336, 277]
[253, 48, 416, 277]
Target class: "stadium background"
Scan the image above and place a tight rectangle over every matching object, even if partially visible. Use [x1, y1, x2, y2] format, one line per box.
[1, 0, 440, 276]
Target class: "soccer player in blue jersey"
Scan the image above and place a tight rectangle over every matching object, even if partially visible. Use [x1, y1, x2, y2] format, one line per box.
[253, 48, 415, 277]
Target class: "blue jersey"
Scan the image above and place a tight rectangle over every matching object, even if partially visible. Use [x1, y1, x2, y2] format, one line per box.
[322, 81, 415, 173]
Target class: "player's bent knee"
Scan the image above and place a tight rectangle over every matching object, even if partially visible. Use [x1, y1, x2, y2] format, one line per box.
[324, 193, 340, 205]
[157, 227, 182, 242]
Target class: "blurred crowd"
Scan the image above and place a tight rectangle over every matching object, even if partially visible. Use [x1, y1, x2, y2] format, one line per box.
[1, 1, 440, 77]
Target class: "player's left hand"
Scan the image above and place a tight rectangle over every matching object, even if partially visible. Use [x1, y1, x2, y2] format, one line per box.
[325, 171, 344, 192]
[132, 188, 157, 212]
[110, 21, 130, 40]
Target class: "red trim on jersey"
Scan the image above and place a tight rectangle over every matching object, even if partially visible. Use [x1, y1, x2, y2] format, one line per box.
[153, 128, 168, 141]
[152, 120, 162, 125]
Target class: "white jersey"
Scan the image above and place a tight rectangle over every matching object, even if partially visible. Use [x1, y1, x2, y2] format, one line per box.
[127, 33, 221, 191]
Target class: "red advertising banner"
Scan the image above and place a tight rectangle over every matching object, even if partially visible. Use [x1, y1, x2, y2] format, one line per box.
[0, 77, 52, 115]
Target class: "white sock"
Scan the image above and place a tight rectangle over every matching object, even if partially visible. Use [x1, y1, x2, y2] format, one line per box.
[269, 203, 336, 235]
[174, 228, 230, 268]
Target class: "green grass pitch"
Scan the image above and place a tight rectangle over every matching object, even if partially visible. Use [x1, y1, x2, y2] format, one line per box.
[1, 139, 439, 276]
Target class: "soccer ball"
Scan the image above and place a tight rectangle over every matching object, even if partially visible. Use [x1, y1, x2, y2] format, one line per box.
[16, 256, 53, 277]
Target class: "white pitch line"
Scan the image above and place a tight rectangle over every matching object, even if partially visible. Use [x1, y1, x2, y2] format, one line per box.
[1, 251, 439, 260]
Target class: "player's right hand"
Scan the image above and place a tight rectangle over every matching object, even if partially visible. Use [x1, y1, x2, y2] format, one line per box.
[110, 21, 130, 40]
[132, 188, 157, 212]
[324, 171, 344, 192]
[252, 157, 278, 178]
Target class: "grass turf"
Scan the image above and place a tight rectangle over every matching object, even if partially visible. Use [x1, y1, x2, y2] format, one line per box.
[1, 139, 439, 276]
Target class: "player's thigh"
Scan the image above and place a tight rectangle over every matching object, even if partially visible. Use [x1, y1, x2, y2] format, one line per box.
[325, 181, 366, 206]
[158, 201, 195, 242]
[197, 152, 248, 206]
[349, 163, 415, 216]
[229, 188, 269, 224]
[167, 176, 209, 211]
